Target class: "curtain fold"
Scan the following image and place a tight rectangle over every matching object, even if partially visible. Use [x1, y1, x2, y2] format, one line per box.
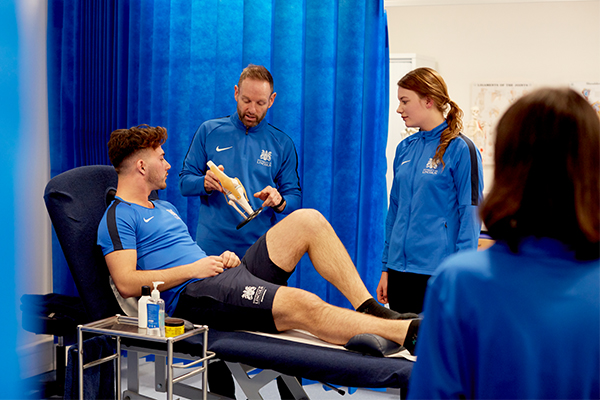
[48, 0, 389, 308]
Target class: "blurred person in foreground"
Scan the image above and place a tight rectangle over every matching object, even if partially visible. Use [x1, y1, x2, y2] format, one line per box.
[408, 87, 599, 399]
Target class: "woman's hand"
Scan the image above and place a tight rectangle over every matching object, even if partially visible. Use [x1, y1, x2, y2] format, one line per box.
[377, 271, 389, 304]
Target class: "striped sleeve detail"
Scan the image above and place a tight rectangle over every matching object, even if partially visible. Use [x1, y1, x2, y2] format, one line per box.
[458, 133, 480, 206]
[106, 199, 124, 251]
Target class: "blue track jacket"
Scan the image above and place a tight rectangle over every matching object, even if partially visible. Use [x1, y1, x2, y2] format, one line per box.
[383, 121, 483, 275]
[409, 238, 599, 399]
[179, 114, 301, 258]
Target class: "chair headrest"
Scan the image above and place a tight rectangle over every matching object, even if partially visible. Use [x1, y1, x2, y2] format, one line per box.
[44, 165, 123, 321]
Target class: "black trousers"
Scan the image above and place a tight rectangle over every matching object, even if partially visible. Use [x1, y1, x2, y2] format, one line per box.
[387, 270, 431, 314]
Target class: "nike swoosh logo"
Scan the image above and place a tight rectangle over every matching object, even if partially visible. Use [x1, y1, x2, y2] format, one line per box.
[401, 160, 411, 165]
[143, 216, 154, 223]
[216, 146, 233, 152]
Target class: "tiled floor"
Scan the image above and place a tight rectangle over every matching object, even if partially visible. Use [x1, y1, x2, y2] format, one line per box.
[130, 357, 402, 399]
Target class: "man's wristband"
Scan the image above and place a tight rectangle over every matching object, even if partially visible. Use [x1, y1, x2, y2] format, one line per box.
[273, 196, 285, 213]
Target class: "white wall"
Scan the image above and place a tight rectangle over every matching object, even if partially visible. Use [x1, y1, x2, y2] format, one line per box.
[385, 0, 600, 192]
[15, 0, 53, 378]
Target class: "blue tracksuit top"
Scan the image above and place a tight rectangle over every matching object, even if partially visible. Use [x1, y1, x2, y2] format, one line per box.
[383, 121, 483, 275]
[179, 113, 301, 258]
[409, 238, 600, 399]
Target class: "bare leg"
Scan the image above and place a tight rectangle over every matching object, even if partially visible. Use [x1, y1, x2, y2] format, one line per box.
[272, 286, 409, 345]
[266, 209, 372, 309]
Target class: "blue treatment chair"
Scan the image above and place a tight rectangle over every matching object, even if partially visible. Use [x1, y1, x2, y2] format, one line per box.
[43, 165, 414, 399]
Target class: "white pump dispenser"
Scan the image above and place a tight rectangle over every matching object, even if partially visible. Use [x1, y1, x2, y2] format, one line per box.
[147, 281, 165, 336]
[137, 285, 151, 329]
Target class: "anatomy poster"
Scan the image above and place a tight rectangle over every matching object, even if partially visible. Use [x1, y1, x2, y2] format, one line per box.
[570, 81, 600, 117]
[469, 83, 533, 164]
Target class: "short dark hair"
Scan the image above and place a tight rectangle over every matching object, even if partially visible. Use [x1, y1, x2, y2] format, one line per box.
[480, 87, 599, 259]
[108, 124, 167, 172]
[238, 64, 274, 93]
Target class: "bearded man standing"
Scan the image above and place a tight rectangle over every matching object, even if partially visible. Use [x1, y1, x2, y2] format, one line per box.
[180, 64, 301, 259]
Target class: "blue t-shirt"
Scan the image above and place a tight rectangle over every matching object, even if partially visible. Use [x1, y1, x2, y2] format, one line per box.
[97, 197, 206, 315]
[408, 237, 600, 399]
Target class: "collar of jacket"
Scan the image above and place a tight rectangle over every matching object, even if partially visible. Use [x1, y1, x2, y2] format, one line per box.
[230, 113, 267, 134]
[407, 120, 449, 144]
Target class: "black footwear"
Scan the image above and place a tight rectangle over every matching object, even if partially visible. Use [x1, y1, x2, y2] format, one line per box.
[403, 318, 421, 355]
[356, 298, 419, 320]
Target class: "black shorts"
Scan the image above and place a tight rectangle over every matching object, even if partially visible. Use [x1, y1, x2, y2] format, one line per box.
[175, 233, 292, 333]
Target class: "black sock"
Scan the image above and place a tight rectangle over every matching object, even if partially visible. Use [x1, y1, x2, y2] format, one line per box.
[356, 298, 418, 320]
[403, 318, 421, 355]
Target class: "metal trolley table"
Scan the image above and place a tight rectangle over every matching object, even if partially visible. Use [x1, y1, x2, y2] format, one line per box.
[77, 315, 214, 400]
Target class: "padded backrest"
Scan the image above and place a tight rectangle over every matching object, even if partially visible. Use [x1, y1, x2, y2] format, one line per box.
[44, 165, 124, 321]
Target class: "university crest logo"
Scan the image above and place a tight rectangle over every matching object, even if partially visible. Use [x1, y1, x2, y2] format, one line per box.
[166, 209, 181, 220]
[241, 285, 268, 305]
[422, 158, 440, 175]
[257, 149, 272, 167]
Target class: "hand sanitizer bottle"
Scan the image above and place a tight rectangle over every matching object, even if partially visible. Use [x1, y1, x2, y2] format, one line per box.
[138, 285, 151, 330]
[147, 281, 165, 336]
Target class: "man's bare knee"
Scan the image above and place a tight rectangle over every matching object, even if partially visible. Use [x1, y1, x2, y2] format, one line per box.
[266, 209, 329, 267]
[273, 287, 325, 331]
[285, 208, 329, 235]
[281, 287, 323, 315]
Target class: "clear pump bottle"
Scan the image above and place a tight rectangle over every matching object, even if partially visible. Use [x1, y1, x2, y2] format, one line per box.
[147, 281, 165, 336]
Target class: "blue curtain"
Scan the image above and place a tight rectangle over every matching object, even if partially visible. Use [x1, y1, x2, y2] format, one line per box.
[48, 0, 389, 309]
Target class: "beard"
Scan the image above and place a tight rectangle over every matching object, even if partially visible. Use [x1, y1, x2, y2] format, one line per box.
[237, 106, 267, 128]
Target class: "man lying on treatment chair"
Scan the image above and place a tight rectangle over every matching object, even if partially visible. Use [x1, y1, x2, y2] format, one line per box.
[98, 124, 421, 354]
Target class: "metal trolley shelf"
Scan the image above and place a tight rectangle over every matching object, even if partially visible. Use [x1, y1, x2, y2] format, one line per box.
[77, 314, 214, 400]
